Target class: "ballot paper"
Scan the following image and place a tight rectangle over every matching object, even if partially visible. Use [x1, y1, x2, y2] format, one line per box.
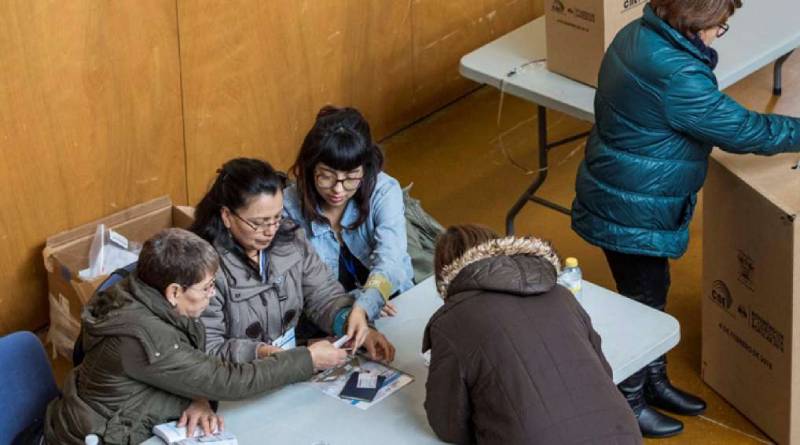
[357, 372, 379, 389]
[309, 354, 413, 410]
[152, 421, 237, 445]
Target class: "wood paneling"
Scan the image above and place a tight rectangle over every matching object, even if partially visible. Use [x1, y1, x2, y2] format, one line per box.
[177, 1, 416, 203]
[0, 0, 185, 332]
[411, 0, 542, 116]
[178, 0, 543, 203]
[0, 0, 542, 334]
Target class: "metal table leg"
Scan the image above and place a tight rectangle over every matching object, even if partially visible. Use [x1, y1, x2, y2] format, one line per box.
[774, 50, 794, 96]
[505, 105, 590, 235]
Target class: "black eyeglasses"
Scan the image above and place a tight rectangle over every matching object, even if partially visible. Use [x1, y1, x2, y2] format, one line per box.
[716, 23, 730, 38]
[314, 171, 363, 191]
[229, 208, 282, 233]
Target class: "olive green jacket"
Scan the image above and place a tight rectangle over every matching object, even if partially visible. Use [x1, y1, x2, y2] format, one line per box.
[45, 273, 313, 445]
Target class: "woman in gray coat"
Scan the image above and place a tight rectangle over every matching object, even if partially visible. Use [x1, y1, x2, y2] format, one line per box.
[192, 158, 394, 364]
[424, 225, 641, 444]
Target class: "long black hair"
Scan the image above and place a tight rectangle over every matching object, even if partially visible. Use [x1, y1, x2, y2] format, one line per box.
[291, 106, 384, 229]
[191, 158, 291, 270]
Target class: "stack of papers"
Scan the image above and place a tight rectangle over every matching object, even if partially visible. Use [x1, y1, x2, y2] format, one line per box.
[152, 421, 237, 445]
[309, 354, 414, 410]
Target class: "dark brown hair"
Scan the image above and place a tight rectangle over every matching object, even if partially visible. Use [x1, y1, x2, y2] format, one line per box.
[190, 158, 293, 273]
[138, 228, 219, 294]
[290, 105, 384, 229]
[650, 0, 742, 37]
[434, 224, 500, 286]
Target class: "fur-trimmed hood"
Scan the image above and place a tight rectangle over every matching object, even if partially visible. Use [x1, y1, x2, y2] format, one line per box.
[437, 236, 561, 299]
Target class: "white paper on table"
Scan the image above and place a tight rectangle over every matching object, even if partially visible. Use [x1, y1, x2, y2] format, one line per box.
[152, 421, 237, 445]
[308, 355, 414, 410]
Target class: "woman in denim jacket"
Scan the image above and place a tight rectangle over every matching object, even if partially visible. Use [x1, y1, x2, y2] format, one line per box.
[284, 106, 414, 327]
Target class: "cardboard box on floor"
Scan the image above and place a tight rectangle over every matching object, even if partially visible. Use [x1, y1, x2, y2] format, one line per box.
[43, 196, 195, 361]
[702, 151, 800, 445]
[544, 0, 648, 87]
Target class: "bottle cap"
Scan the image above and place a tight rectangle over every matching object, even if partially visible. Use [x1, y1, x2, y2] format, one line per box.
[565, 257, 578, 268]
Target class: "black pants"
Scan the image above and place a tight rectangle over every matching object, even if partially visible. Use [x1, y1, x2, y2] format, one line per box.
[602, 249, 670, 312]
[603, 249, 672, 402]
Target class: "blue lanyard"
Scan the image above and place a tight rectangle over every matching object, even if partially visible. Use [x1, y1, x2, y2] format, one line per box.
[341, 247, 362, 288]
[259, 250, 270, 283]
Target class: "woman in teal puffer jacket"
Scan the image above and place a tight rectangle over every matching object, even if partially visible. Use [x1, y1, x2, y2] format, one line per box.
[571, 0, 800, 438]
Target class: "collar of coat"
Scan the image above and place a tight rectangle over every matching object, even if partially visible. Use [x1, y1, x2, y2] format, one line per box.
[82, 273, 205, 353]
[214, 221, 304, 287]
[641, 4, 715, 68]
[437, 236, 561, 299]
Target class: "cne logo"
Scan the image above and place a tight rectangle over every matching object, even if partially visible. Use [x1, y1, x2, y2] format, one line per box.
[552, 0, 565, 13]
[710, 280, 734, 314]
[623, 0, 647, 12]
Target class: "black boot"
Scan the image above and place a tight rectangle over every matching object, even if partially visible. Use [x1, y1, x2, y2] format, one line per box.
[620, 368, 684, 438]
[644, 356, 706, 416]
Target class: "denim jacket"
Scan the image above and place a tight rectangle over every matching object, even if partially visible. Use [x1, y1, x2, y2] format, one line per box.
[284, 172, 414, 319]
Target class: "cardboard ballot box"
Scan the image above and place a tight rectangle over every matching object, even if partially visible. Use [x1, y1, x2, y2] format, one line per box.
[702, 151, 800, 444]
[43, 196, 195, 361]
[544, 0, 648, 87]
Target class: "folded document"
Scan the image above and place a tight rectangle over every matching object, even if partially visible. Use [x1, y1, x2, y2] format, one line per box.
[152, 421, 237, 445]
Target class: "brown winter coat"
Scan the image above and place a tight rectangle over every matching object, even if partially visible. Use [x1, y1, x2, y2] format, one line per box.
[423, 237, 642, 445]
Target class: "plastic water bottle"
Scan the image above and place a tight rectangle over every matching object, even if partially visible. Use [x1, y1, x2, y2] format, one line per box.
[559, 257, 583, 302]
[85, 434, 100, 445]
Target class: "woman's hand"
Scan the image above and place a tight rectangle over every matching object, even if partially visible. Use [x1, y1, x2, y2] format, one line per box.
[179, 399, 223, 438]
[380, 301, 398, 318]
[308, 340, 348, 370]
[362, 328, 396, 363]
[257, 344, 283, 359]
[346, 305, 370, 351]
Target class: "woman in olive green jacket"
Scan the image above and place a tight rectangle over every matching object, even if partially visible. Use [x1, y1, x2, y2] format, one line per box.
[45, 228, 348, 445]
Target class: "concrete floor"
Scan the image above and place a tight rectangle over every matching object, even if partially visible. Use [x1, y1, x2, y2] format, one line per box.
[381, 55, 800, 444]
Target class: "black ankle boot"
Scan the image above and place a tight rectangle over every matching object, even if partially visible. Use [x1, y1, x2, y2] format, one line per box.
[620, 368, 684, 438]
[644, 356, 707, 416]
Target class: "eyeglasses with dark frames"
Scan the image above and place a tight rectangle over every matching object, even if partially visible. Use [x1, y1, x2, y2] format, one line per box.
[716, 22, 730, 38]
[229, 208, 283, 233]
[314, 171, 363, 191]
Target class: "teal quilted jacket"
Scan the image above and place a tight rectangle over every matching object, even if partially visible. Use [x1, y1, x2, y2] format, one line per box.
[571, 5, 800, 259]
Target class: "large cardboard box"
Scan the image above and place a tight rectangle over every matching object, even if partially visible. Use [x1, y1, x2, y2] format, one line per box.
[43, 196, 195, 360]
[545, 0, 648, 87]
[702, 151, 800, 444]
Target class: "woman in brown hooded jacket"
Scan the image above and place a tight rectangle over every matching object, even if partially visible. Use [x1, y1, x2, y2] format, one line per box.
[423, 225, 641, 444]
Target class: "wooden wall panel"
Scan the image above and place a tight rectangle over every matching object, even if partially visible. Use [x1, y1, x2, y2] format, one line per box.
[178, 0, 415, 203]
[179, 0, 542, 203]
[0, 0, 541, 333]
[411, 0, 542, 116]
[0, 1, 185, 333]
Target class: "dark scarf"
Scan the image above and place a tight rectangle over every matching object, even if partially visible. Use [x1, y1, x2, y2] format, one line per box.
[689, 34, 719, 70]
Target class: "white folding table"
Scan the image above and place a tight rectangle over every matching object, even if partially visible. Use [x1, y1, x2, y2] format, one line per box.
[460, 2, 800, 234]
[143, 277, 679, 445]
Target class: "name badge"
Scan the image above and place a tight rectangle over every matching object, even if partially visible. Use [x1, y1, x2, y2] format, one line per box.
[272, 327, 296, 350]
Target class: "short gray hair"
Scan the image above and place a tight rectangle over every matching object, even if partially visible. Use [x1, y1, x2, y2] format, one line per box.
[138, 228, 219, 293]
